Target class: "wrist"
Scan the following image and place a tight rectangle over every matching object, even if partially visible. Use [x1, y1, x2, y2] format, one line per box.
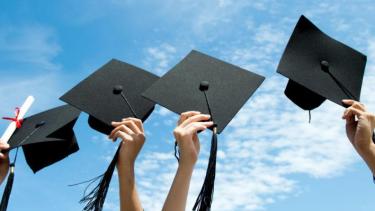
[356, 140, 375, 156]
[178, 161, 195, 171]
[356, 143, 375, 175]
[119, 160, 135, 169]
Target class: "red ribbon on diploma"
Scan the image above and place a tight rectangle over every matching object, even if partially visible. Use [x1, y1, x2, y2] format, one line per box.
[2, 107, 23, 128]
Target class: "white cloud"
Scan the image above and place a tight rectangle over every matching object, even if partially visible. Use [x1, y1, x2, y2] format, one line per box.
[0, 24, 61, 71]
[143, 43, 177, 75]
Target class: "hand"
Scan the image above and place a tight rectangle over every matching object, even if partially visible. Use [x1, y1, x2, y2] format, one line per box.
[342, 100, 375, 152]
[173, 111, 213, 167]
[110, 119, 145, 211]
[0, 141, 10, 184]
[342, 99, 375, 176]
[109, 118, 146, 165]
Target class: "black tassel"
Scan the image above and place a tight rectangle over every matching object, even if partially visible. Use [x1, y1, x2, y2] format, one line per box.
[193, 129, 218, 211]
[174, 141, 180, 162]
[0, 164, 15, 211]
[80, 143, 122, 211]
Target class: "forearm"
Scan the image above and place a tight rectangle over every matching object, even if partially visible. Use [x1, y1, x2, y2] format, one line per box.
[117, 160, 142, 211]
[162, 163, 194, 211]
[0, 173, 6, 185]
[356, 142, 375, 176]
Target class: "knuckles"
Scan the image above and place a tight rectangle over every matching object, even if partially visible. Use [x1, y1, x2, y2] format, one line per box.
[173, 128, 187, 140]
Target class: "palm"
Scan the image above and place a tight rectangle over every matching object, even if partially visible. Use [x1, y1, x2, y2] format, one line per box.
[119, 135, 145, 163]
[179, 133, 200, 162]
[346, 121, 357, 144]
[354, 118, 373, 146]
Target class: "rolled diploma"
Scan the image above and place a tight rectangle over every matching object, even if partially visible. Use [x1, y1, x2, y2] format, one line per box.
[1, 96, 35, 143]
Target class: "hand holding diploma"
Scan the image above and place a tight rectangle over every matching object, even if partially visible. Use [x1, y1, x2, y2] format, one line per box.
[0, 96, 34, 185]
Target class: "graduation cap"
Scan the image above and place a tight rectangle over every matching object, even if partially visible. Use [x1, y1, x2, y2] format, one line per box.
[0, 104, 80, 211]
[60, 59, 159, 211]
[277, 15, 367, 120]
[142, 50, 265, 210]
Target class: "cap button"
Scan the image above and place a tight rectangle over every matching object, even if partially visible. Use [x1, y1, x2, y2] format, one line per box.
[199, 81, 209, 91]
[320, 60, 330, 73]
[113, 85, 123, 95]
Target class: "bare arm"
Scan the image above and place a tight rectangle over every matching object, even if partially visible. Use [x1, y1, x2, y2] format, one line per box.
[0, 141, 10, 185]
[109, 118, 145, 211]
[162, 112, 213, 211]
[342, 99, 375, 176]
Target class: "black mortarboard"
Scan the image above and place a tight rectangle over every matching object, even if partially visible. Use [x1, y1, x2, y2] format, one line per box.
[143, 50, 265, 134]
[0, 105, 80, 211]
[142, 50, 265, 210]
[8, 104, 80, 172]
[277, 15, 367, 112]
[60, 59, 158, 135]
[60, 59, 159, 211]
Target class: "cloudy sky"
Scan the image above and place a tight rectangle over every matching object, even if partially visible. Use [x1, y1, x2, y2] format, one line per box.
[1, 0, 375, 210]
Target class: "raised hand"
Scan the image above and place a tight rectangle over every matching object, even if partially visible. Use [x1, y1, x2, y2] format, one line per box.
[342, 99, 375, 175]
[109, 118, 145, 211]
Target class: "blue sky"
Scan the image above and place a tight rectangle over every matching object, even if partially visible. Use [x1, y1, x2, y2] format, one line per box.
[1, 0, 375, 210]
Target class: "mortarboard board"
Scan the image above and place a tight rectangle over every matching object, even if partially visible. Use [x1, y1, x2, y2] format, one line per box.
[277, 15, 367, 112]
[0, 104, 80, 210]
[60, 59, 158, 135]
[8, 104, 80, 172]
[60, 59, 159, 211]
[142, 50, 265, 210]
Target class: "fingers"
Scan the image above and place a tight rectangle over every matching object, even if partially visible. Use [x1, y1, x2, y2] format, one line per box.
[185, 121, 214, 134]
[114, 120, 141, 134]
[109, 124, 134, 141]
[112, 131, 133, 142]
[342, 99, 355, 106]
[0, 152, 7, 159]
[178, 111, 201, 126]
[121, 118, 144, 132]
[352, 102, 366, 112]
[0, 142, 9, 159]
[342, 99, 354, 105]
[0, 142, 9, 151]
[342, 99, 366, 110]
[114, 118, 144, 133]
[180, 114, 211, 128]
[345, 112, 356, 125]
[343, 107, 363, 120]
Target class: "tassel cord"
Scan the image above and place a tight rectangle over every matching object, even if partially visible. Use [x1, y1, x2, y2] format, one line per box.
[192, 129, 217, 211]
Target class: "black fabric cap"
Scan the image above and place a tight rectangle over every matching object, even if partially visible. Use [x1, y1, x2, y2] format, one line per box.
[142, 50, 265, 134]
[277, 15, 367, 110]
[7, 105, 80, 173]
[60, 59, 159, 134]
